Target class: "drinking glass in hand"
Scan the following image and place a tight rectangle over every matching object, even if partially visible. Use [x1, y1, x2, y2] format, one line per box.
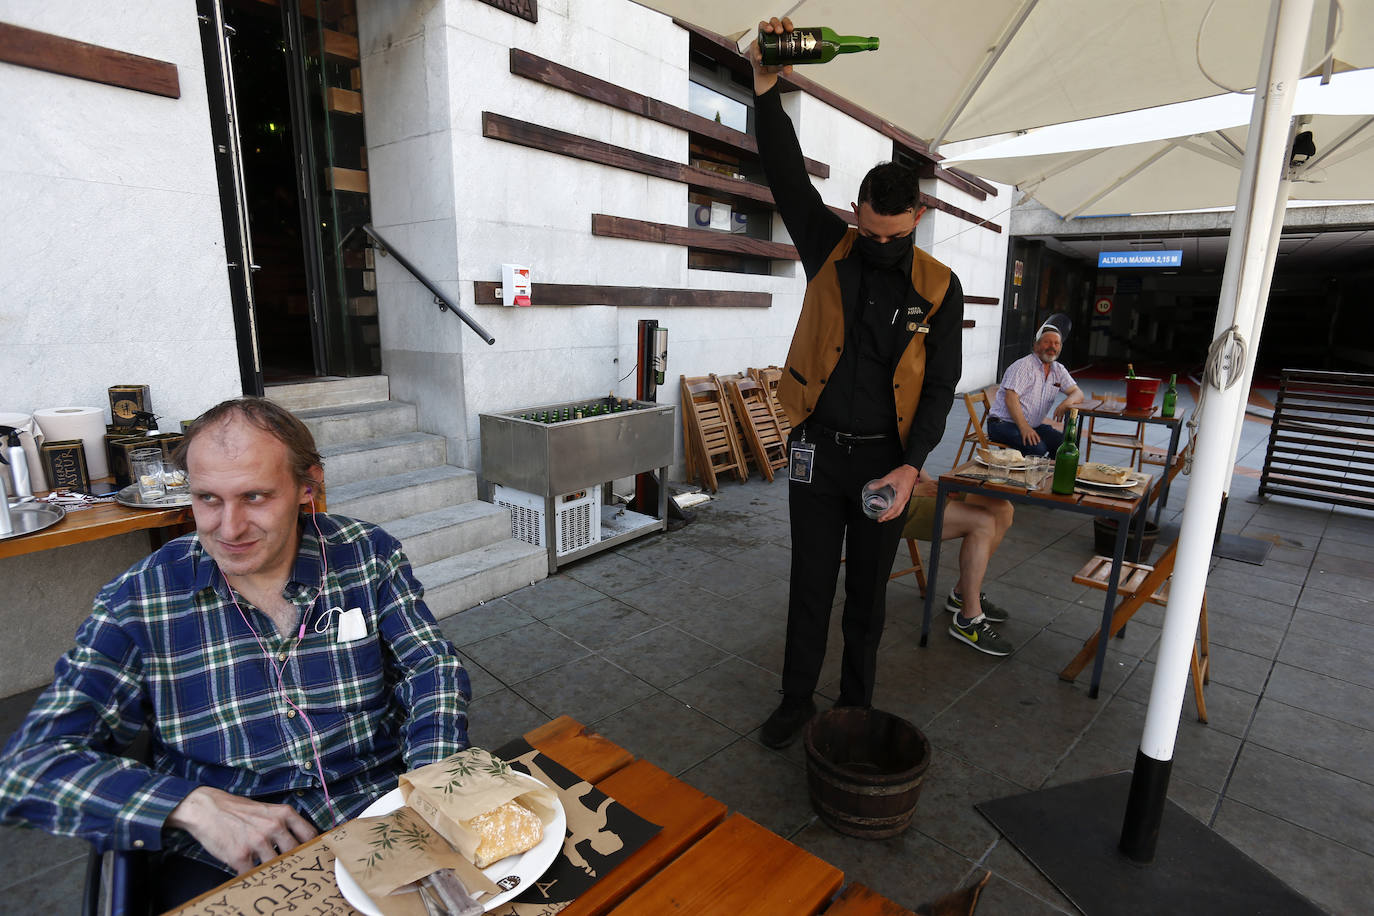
[861, 480, 896, 520]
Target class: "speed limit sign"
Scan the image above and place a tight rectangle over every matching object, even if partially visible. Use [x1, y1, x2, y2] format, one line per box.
[1094, 297, 1113, 315]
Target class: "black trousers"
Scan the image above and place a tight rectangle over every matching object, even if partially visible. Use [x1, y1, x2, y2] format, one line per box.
[783, 433, 905, 707]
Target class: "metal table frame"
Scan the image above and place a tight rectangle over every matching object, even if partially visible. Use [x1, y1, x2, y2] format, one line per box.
[919, 468, 1153, 698]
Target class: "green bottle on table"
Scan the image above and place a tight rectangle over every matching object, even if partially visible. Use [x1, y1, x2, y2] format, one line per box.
[1052, 408, 1080, 495]
[759, 27, 879, 66]
[1162, 373, 1178, 418]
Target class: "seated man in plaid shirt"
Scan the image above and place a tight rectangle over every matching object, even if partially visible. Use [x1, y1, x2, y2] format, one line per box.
[0, 398, 470, 907]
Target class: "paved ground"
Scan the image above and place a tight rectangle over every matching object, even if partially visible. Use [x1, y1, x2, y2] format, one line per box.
[3, 382, 1371, 914]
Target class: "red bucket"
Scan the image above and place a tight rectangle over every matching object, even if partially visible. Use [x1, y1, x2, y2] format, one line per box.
[1125, 377, 1161, 411]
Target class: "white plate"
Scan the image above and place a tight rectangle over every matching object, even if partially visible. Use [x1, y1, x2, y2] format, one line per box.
[1075, 474, 1140, 489]
[335, 777, 567, 915]
[974, 455, 1029, 472]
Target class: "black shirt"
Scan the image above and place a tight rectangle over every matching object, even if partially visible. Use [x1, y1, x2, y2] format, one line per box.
[809, 254, 912, 434]
[753, 86, 962, 469]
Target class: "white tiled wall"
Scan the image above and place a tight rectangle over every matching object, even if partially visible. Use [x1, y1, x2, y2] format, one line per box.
[1, 1, 241, 423]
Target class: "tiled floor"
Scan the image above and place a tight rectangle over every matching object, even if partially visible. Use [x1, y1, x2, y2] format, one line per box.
[3, 385, 1371, 914]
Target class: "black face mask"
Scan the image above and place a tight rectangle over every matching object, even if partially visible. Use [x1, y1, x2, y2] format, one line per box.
[854, 233, 913, 269]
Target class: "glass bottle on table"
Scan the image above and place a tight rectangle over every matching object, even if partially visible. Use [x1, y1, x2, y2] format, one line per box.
[1162, 373, 1178, 417]
[1051, 408, 1080, 495]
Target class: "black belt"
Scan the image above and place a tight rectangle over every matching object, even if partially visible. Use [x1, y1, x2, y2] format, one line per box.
[803, 422, 894, 447]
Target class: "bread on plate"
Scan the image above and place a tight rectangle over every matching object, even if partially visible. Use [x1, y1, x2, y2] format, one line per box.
[1078, 462, 1134, 485]
[977, 446, 1024, 466]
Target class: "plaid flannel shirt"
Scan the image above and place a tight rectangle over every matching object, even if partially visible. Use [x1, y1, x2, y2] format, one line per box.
[0, 513, 470, 869]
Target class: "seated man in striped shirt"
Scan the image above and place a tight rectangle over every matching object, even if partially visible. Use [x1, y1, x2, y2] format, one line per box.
[987, 321, 1084, 457]
[0, 398, 470, 909]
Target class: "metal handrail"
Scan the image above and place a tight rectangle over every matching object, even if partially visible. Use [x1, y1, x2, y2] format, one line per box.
[354, 223, 496, 345]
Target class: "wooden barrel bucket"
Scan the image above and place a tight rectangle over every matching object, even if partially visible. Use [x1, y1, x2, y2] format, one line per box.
[803, 708, 931, 839]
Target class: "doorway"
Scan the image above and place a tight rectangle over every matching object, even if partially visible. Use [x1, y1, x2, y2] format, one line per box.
[198, 0, 379, 391]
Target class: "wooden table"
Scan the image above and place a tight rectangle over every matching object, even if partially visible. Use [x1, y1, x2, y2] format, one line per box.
[167, 717, 916, 916]
[920, 460, 1154, 698]
[0, 495, 191, 561]
[1075, 399, 1184, 525]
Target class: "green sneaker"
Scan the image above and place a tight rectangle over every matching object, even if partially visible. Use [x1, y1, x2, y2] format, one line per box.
[949, 614, 1014, 656]
[946, 589, 1010, 623]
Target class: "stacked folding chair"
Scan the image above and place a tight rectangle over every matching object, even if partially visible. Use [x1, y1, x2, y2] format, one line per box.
[748, 365, 792, 439]
[723, 374, 790, 482]
[680, 374, 748, 492]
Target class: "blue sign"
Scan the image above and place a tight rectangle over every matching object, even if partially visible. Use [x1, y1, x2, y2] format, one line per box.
[1098, 250, 1183, 268]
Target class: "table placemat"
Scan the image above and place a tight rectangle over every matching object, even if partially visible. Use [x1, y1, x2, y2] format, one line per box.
[168, 745, 660, 916]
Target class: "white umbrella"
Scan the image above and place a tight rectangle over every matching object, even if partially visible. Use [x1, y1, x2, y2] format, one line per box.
[634, 0, 1372, 150]
[942, 70, 1374, 217]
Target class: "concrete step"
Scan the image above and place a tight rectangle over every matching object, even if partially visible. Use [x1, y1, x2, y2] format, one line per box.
[326, 465, 478, 526]
[320, 431, 447, 487]
[296, 400, 418, 448]
[414, 539, 548, 620]
[266, 376, 389, 411]
[384, 501, 514, 568]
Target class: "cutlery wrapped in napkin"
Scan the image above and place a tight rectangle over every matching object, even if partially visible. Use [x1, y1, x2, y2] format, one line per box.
[399, 747, 560, 869]
[330, 806, 498, 916]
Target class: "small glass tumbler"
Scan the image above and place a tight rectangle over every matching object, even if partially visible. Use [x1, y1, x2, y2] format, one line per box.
[861, 479, 896, 520]
[130, 447, 166, 501]
[163, 466, 189, 498]
[1028, 456, 1054, 490]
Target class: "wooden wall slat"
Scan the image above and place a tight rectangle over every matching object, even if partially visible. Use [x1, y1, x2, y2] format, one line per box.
[964, 295, 1000, 305]
[592, 214, 798, 260]
[473, 281, 772, 308]
[0, 22, 179, 98]
[483, 111, 778, 208]
[918, 193, 1002, 234]
[485, 113, 998, 233]
[510, 49, 829, 179]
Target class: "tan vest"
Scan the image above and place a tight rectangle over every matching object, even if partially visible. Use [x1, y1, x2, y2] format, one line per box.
[778, 229, 952, 447]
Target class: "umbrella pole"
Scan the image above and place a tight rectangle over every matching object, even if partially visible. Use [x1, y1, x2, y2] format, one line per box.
[1119, 0, 1313, 862]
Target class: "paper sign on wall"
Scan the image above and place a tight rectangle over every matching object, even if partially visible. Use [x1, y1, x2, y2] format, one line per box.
[502, 264, 532, 307]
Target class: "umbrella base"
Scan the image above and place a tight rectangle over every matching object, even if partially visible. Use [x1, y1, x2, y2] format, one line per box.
[977, 773, 1321, 916]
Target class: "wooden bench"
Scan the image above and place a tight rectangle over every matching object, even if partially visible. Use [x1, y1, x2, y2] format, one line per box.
[1259, 368, 1374, 511]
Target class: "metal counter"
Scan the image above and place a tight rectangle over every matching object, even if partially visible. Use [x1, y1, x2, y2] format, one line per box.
[480, 397, 675, 572]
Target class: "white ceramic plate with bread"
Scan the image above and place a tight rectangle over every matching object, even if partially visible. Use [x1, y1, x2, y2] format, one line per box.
[1075, 463, 1141, 488]
[336, 774, 567, 915]
[974, 446, 1028, 471]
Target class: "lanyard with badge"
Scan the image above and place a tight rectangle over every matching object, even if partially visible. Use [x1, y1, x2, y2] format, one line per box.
[789, 427, 815, 483]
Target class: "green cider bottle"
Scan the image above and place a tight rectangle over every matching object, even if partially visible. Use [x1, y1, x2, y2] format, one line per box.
[1162, 373, 1178, 418]
[759, 27, 879, 66]
[1051, 408, 1080, 495]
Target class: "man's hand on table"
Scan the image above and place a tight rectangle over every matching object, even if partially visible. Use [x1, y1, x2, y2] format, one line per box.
[167, 786, 318, 874]
[873, 464, 920, 523]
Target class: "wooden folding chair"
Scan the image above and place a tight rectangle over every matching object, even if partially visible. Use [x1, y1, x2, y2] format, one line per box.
[955, 386, 1016, 464]
[724, 375, 789, 482]
[680, 374, 748, 492]
[748, 366, 792, 439]
[888, 536, 927, 597]
[1063, 538, 1211, 722]
[1084, 392, 1146, 470]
